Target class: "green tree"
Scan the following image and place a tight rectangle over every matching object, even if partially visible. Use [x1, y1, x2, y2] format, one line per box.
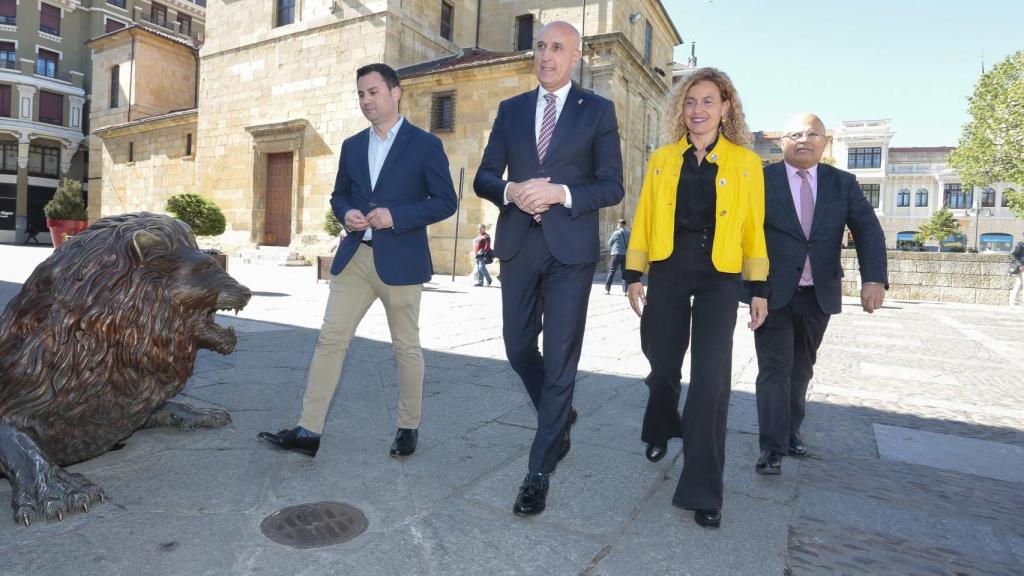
[915, 207, 961, 252]
[165, 193, 226, 236]
[1005, 188, 1024, 220]
[323, 209, 343, 237]
[949, 51, 1024, 194]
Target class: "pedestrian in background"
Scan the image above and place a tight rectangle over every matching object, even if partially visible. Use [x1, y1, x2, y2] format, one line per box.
[604, 218, 629, 294]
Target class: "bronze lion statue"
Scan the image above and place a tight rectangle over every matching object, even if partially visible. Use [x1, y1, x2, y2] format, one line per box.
[0, 212, 250, 526]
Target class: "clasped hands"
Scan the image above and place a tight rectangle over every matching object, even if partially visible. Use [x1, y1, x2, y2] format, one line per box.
[344, 207, 393, 231]
[627, 282, 769, 331]
[507, 178, 565, 215]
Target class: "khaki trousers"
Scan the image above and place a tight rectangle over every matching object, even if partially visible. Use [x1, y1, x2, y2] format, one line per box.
[298, 243, 424, 434]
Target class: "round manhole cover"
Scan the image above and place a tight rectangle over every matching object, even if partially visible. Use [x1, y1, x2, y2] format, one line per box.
[260, 502, 368, 549]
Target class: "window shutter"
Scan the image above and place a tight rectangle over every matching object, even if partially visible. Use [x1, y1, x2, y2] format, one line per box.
[40, 4, 61, 33]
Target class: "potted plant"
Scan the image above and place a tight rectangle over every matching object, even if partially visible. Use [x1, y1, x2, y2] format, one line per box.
[319, 209, 344, 281]
[43, 178, 89, 248]
[166, 193, 228, 268]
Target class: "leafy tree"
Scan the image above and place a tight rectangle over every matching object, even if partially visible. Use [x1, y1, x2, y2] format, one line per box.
[915, 207, 961, 252]
[165, 193, 226, 236]
[949, 51, 1024, 194]
[1005, 188, 1024, 220]
[43, 178, 88, 221]
[323, 209, 343, 237]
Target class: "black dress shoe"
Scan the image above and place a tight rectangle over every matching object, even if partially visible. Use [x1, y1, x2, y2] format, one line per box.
[390, 428, 418, 457]
[694, 508, 721, 528]
[513, 472, 549, 516]
[645, 442, 667, 462]
[755, 449, 782, 475]
[257, 427, 320, 457]
[557, 408, 579, 462]
[789, 434, 808, 457]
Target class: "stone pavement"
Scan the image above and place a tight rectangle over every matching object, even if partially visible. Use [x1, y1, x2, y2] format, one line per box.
[0, 243, 1022, 575]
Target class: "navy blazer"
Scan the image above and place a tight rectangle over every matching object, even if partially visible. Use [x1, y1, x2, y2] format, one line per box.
[753, 162, 888, 314]
[329, 120, 457, 285]
[473, 84, 624, 265]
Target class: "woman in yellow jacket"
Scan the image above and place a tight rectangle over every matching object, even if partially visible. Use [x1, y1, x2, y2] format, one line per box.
[624, 67, 768, 529]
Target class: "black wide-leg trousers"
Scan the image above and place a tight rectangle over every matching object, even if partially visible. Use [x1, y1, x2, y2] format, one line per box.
[640, 228, 740, 511]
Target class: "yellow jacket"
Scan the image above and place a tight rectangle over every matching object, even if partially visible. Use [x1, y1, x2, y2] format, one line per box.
[626, 135, 769, 280]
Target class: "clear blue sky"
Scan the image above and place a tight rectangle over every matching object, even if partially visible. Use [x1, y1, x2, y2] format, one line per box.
[665, 0, 1023, 146]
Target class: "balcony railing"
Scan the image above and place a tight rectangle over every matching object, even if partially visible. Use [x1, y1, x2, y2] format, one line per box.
[0, 15, 15, 26]
[139, 13, 172, 30]
[40, 24, 60, 36]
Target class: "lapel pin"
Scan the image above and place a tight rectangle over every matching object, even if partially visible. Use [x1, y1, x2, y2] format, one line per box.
[709, 153, 718, 161]
[577, 98, 583, 104]
[719, 178, 726, 186]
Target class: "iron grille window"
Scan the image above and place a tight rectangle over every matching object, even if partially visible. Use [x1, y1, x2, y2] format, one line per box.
[276, 0, 294, 27]
[915, 188, 928, 207]
[440, 1, 454, 41]
[177, 14, 192, 36]
[38, 91, 63, 125]
[943, 183, 971, 209]
[28, 145, 59, 177]
[36, 49, 59, 78]
[0, 142, 16, 172]
[0, 42, 15, 70]
[40, 3, 61, 35]
[430, 91, 455, 134]
[981, 187, 995, 207]
[516, 14, 534, 51]
[110, 65, 119, 108]
[0, 0, 15, 25]
[0, 85, 9, 118]
[861, 184, 880, 208]
[848, 147, 881, 169]
[896, 188, 910, 207]
[643, 21, 653, 63]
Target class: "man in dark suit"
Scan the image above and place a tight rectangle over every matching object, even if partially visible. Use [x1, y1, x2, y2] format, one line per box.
[474, 21, 624, 516]
[749, 113, 887, 475]
[258, 63, 457, 459]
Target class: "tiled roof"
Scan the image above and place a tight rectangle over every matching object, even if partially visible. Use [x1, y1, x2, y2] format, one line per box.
[88, 23, 200, 49]
[398, 47, 532, 78]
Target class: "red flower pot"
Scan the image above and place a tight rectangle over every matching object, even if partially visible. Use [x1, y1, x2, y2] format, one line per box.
[45, 219, 89, 249]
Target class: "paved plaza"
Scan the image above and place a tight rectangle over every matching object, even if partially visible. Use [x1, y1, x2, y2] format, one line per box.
[0, 243, 1022, 575]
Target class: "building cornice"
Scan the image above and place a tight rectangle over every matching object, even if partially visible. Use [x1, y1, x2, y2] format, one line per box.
[92, 108, 197, 137]
[0, 69, 86, 97]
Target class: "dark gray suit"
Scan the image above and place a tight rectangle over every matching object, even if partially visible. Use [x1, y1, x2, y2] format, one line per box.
[750, 161, 887, 454]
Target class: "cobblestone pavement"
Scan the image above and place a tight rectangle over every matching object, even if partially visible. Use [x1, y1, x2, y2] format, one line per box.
[0, 244, 1021, 575]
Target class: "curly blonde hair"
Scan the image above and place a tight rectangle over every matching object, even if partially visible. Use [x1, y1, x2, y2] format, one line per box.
[663, 67, 751, 147]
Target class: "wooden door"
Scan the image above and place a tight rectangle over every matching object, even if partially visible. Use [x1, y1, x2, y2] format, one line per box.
[264, 152, 293, 246]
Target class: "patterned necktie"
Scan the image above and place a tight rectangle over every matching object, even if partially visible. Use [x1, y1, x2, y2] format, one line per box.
[536, 92, 557, 163]
[531, 92, 558, 223]
[797, 169, 814, 284]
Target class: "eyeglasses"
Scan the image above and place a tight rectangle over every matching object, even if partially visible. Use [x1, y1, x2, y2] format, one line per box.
[782, 131, 826, 141]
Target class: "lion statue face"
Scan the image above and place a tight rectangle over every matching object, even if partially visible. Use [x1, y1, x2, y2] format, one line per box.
[0, 212, 251, 465]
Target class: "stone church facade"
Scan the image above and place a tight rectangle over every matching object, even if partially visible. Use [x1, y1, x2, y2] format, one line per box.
[89, 0, 682, 273]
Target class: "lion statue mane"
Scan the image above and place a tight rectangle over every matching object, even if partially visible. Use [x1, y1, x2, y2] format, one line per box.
[0, 212, 250, 526]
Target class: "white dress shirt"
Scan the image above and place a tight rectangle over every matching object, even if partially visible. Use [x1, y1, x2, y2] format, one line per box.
[363, 115, 404, 240]
[504, 81, 573, 209]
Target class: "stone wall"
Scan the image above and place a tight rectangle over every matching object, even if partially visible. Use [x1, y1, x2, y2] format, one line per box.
[840, 250, 1019, 305]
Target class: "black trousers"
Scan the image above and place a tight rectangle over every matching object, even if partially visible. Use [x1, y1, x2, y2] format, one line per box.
[500, 226, 594, 474]
[754, 288, 830, 454]
[605, 254, 627, 292]
[640, 228, 740, 511]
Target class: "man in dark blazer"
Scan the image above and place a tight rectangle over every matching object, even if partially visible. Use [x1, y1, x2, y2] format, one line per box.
[474, 21, 624, 516]
[748, 113, 887, 475]
[258, 63, 457, 459]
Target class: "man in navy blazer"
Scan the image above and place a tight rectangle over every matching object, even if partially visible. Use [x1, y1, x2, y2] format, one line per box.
[259, 63, 457, 459]
[474, 21, 624, 516]
[747, 113, 887, 475]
